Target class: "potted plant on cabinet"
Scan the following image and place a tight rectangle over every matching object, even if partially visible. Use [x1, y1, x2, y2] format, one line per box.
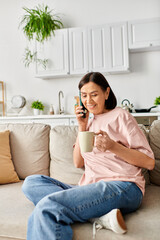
[154, 96, 160, 111]
[19, 4, 63, 68]
[31, 100, 44, 115]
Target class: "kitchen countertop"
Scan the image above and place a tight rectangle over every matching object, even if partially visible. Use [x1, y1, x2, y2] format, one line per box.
[0, 112, 160, 120]
[131, 112, 160, 117]
[0, 114, 76, 120]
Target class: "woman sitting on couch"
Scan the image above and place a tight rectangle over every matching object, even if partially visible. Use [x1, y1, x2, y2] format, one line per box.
[22, 72, 155, 240]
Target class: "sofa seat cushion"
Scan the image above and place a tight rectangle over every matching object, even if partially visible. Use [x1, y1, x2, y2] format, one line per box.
[0, 181, 34, 240]
[0, 124, 50, 179]
[0, 183, 160, 240]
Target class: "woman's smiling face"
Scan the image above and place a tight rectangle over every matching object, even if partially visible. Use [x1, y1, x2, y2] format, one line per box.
[80, 82, 110, 115]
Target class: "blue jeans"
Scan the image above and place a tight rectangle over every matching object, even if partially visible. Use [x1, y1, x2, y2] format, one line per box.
[22, 175, 143, 240]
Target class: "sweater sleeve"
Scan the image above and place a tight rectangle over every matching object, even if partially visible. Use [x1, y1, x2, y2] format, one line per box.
[121, 111, 154, 159]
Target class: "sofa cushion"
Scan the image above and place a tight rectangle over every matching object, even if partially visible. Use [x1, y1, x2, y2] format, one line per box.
[150, 159, 160, 185]
[50, 125, 84, 185]
[149, 120, 160, 159]
[0, 130, 20, 184]
[149, 120, 160, 185]
[138, 124, 150, 185]
[0, 124, 50, 179]
[0, 181, 34, 240]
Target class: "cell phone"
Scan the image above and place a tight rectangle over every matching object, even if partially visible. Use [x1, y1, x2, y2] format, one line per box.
[79, 91, 87, 118]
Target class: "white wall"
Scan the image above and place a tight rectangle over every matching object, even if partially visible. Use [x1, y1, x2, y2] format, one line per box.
[0, 0, 160, 115]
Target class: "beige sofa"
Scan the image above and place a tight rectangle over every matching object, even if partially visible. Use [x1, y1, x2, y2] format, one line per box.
[0, 121, 160, 240]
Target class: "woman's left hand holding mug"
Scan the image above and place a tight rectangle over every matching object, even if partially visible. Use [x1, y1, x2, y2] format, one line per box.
[95, 130, 114, 152]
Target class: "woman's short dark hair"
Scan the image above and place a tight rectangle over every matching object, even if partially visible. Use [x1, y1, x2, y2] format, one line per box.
[78, 72, 117, 109]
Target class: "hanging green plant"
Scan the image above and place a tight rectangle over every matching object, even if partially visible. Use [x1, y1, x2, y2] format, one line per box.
[19, 4, 63, 68]
[20, 5, 63, 42]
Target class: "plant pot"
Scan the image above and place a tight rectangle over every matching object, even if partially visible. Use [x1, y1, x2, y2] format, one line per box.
[33, 109, 40, 115]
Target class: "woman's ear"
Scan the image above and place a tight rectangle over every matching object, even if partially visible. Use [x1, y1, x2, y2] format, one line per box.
[105, 87, 110, 100]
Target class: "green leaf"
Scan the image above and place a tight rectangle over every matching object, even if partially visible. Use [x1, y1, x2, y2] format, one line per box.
[19, 4, 63, 43]
[154, 96, 160, 105]
[31, 100, 44, 110]
[22, 47, 48, 69]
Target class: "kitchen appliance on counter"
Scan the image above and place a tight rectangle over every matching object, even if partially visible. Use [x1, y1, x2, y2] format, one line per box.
[11, 95, 26, 108]
[134, 106, 156, 113]
[121, 99, 157, 113]
[121, 99, 134, 113]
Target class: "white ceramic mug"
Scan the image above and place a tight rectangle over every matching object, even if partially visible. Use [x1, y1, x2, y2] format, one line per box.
[78, 131, 95, 153]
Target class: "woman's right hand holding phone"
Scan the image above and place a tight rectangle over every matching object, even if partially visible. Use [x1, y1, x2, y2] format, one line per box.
[75, 106, 89, 131]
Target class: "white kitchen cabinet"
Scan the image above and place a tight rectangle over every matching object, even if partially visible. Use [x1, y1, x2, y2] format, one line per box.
[128, 18, 160, 51]
[88, 25, 110, 72]
[88, 23, 129, 73]
[36, 22, 129, 78]
[69, 27, 89, 74]
[69, 117, 78, 126]
[35, 29, 69, 78]
[31, 118, 70, 128]
[107, 22, 129, 72]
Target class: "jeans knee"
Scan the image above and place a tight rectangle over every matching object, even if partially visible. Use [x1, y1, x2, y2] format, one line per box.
[35, 196, 54, 218]
[22, 175, 41, 196]
[22, 176, 32, 196]
[35, 196, 65, 223]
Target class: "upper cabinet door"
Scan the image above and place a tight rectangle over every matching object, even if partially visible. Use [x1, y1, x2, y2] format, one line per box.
[107, 22, 129, 72]
[128, 18, 160, 51]
[69, 27, 89, 74]
[88, 25, 110, 72]
[88, 23, 129, 73]
[35, 29, 69, 78]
